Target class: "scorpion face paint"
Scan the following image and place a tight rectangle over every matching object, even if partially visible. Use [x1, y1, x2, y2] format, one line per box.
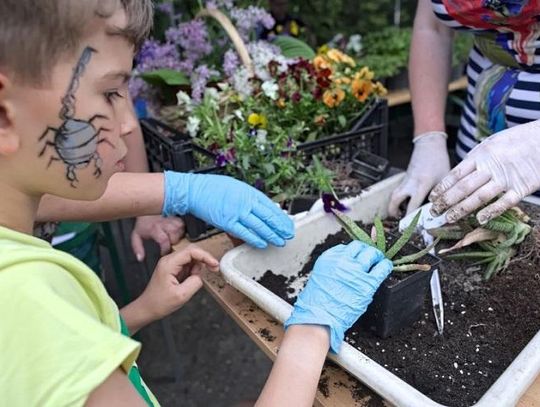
[38, 46, 114, 187]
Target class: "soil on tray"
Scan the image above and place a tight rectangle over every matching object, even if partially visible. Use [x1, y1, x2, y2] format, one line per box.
[257, 203, 540, 406]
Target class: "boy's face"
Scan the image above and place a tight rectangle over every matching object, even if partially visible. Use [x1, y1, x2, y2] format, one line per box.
[0, 9, 137, 201]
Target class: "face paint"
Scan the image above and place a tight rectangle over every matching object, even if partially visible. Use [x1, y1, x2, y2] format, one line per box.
[38, 46, 114, 187]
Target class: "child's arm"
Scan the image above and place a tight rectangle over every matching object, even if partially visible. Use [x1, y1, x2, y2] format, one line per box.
[256, 325, 329, 406]
[85, 369, 147, 406]
[119, 245, 219, 335]
[123, 125, 185, 261]
[38, 171, 296, 249]
[256, 241, 393, 407]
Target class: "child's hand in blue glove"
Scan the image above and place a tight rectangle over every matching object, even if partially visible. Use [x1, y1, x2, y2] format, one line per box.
[162, 172, 295, 249]
[285, 241, 392, 353]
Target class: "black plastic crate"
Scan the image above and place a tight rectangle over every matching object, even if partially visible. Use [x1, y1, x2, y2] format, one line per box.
[297, 98, 388, 160]
[140, 118, 223, 241]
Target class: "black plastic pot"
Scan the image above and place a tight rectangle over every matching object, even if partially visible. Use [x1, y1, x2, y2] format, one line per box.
[351, 149, 389, 183]
[288, 195, 319, 215]
[358, 241, 441, 338]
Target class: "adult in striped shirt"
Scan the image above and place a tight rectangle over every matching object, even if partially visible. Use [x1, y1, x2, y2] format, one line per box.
[389, 0, 540, 225]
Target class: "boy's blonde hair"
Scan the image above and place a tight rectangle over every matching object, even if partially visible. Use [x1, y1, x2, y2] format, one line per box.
[0, 0, 153, 85]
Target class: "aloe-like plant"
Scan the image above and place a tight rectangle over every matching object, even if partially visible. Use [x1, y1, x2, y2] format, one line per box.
[332, 209, 439, 272]
[428, 207, 531, 280]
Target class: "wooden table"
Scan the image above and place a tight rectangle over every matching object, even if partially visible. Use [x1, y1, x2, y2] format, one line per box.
[385, 76, 467, 107]
[176, 233, 540, 406]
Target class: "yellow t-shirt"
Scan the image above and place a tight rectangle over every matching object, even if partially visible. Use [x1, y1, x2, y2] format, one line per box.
[0, 225, 158, 406]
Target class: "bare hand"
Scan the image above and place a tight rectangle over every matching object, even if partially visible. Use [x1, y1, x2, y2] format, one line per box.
[131, 215, 185, 261]
[137, 245, 219, 321]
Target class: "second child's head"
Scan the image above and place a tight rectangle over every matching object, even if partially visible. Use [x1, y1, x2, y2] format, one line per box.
[0, 0, 152, 200]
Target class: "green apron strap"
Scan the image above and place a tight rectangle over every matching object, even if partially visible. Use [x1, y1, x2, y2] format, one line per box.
[119, 316, 154, 407]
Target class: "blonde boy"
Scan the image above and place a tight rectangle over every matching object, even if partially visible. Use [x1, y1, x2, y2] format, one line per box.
[0, 1, 223, 405]
[0, 1, 392, 405]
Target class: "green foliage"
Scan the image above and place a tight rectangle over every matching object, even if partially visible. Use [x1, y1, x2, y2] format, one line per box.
[140, 69, 190, 87]
[273, 35, 316, 59]
[430, 207, 531, 280]
[290, 0, 418, 45]
[357, 27, 411, 79]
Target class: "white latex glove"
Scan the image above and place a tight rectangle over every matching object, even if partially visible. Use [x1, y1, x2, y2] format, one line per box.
[429, 120, 540, 224]
[388, 132, 450, 217]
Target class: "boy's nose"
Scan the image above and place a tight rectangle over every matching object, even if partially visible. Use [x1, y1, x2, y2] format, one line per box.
[120, 95, 139, 138]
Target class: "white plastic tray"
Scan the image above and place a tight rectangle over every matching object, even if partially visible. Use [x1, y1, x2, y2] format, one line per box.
[221, 173, 540, 407]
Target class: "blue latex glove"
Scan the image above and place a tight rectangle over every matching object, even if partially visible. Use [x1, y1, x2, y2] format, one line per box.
[162, 171, 295, 248]
[285, 241, 392, 353]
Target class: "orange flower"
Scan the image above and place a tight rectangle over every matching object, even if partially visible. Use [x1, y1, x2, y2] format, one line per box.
[355, 66, 375, 81]
[314, 114, 327, 126]
[334, 76, 351, 85]
[351, 78, 373, 102]
[276, 98, 286, 108]
[313, 55, 331, 71]
[342, 54, 356, 67]
[326, 49, 345, 63]
[326, 49, 356, 67]
[373, 81, 388, 96]
[323, 88, 345, 108]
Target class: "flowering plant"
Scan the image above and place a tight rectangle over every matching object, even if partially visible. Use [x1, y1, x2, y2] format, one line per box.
[130, 1, 276, 104]
[168, 85, 323, 201]
[161, 48, 385, 203]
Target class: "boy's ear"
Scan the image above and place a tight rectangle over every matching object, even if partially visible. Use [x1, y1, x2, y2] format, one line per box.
[0, 73, 20, 156]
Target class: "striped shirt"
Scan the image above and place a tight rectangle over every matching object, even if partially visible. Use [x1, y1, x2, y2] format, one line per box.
[431, 0, 540, 160]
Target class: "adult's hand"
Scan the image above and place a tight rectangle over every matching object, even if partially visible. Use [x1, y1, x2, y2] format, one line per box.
[430, 121, 540, 224]
[162, 172, 294, 249]
[388, 132, 450, 217]
[285, 241, 392, 353]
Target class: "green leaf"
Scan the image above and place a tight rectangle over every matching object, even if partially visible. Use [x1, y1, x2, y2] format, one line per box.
[272, 35, 316, 59]
[263, 163, 275, 174]
[392, 238, 440, 265]
[338, 115, 347, 128]
[373, 216, 386, 253]
[386, 210, 421, 260]
[139, 69, 190, 87]
[331, 209, 376, 247]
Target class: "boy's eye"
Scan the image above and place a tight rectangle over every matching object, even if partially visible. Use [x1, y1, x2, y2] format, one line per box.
[104, 90, 124, 104]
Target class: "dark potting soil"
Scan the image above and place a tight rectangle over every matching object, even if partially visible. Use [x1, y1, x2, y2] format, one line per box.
[257, 205, 540, 406]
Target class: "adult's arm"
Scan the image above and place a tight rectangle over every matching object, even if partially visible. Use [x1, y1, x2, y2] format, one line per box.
[387, 0, 454, 216]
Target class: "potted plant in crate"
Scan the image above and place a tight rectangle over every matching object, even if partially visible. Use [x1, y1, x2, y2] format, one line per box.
[331, 209, 441, 338]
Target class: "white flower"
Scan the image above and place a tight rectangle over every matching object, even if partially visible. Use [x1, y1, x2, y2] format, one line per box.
[255, 129, 267, 146]
[232, 67, 253, 98]
[346, 34, 363, 55]
[204, 87, 219, 101]
[176, 90, 193, 111]
[261, 80, 279, 100]
[187, 116, 201, 138]
[233, 109, 244, 121]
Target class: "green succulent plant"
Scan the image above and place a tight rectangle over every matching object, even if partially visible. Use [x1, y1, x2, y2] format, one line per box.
[332, 209, 439, 272]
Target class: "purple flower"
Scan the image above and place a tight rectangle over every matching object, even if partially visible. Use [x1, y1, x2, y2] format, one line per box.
[135, 39, 182, 71]
[254, 179, 265, 190]
[230, 6, 275, 42]
[190, 65, 219, 102]
[322, 193, 348, 213]
[223, 49, 240, 78]
[166, 19, 212, 74]
[216, 148, 236, 166]
[205, 0, 234, 10]
[157, 2, 174, 16]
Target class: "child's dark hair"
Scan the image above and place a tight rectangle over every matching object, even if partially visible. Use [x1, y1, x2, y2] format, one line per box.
[0, 0, 153, 85]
